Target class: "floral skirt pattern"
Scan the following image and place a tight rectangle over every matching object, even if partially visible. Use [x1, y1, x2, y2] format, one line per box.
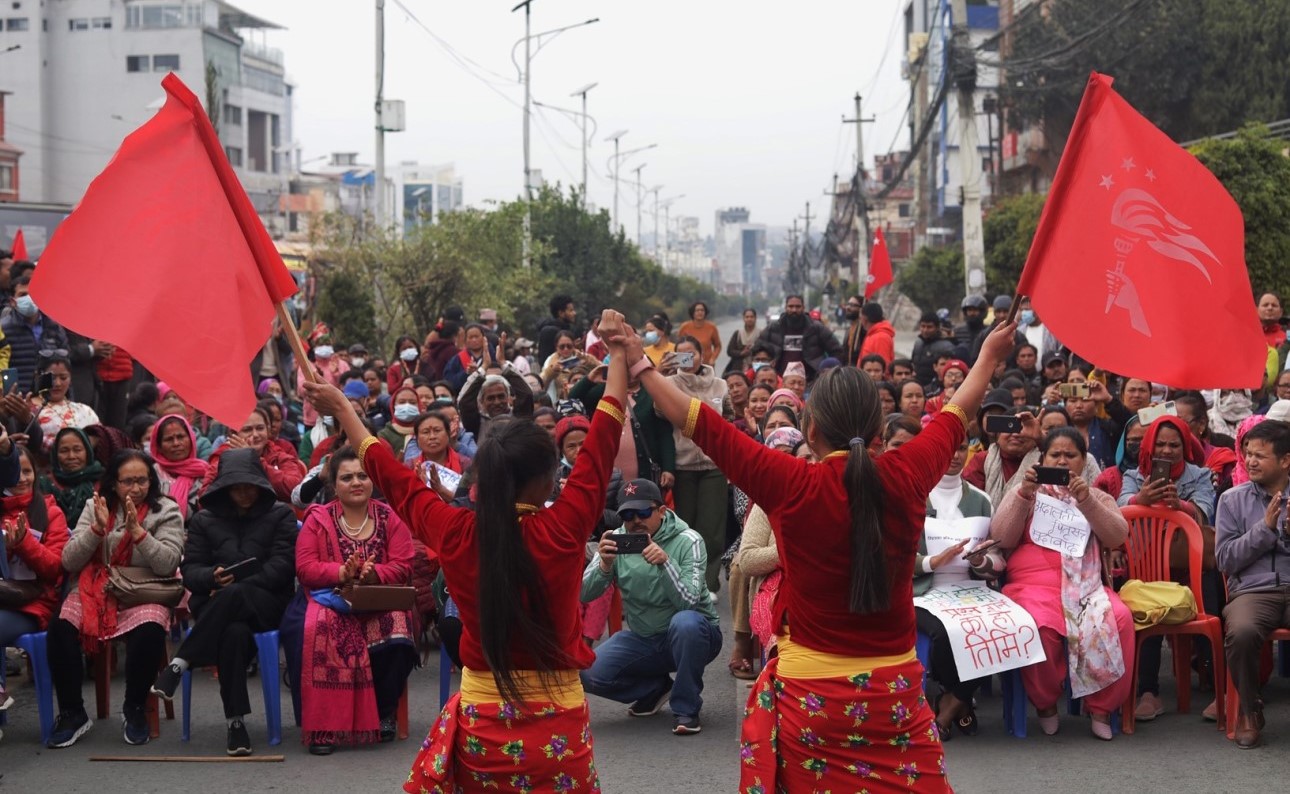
[405, 692, 600, 794]
[739, 656, 952, 794]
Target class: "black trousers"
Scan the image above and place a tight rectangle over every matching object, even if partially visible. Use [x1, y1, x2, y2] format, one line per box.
[916, 607, 985, 703]
[48, 616, 166, 713]
[96, 379, 131, 432]
[178, 583, 285, 718]
[370, 644, 418, 719]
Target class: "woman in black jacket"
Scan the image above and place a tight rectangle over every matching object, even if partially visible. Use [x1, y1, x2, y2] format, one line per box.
[149, 448, 298, 758]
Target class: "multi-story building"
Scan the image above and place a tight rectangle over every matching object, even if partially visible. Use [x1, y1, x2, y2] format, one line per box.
[0, 91, 19, 203]
[996, 0, 1057, 196]
[902, 0, 999, 247]
[713, 207, 765, 297]
[396, 161, 463, 236]
[0, 0, 293, 235]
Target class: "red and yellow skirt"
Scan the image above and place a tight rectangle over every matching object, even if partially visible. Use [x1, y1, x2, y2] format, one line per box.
[405, 668, 600, 794]
[739, 637, 951, 793]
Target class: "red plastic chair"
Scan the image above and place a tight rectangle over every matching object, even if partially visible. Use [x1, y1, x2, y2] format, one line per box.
[1119, 506, 1225, 734]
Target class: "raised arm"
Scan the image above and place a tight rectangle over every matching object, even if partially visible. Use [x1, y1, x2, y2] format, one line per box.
[299, 379, 470, 553]
[948, 321, 1018, 422]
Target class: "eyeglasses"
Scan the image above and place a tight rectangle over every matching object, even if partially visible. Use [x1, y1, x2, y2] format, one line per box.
[117, 477, 150, 488]
[38, 348, 70, 358]
[619, 507, 655, 521]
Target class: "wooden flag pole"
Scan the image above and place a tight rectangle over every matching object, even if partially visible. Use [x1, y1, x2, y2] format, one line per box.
[275, 301, 320, 386]
[90, 755, 285, 763]
[1005, 293, 1024, 325]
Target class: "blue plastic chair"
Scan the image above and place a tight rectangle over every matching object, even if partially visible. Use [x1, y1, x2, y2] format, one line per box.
[0, 632, 54, 743]
[915, 631, 932, 692]
[180, 629, 283, 746]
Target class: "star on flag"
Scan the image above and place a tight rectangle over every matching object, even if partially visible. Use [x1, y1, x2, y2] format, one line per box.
[1099, 175, 1115, 190]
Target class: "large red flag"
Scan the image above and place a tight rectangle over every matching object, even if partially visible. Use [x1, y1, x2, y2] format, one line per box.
[10, 229, 27, 261]
[1016, 72, 1263, 388]
[30, 74, 297, 427]
[865, 227, 893, 299]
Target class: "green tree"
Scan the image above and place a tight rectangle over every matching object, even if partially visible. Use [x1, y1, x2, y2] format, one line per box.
[897, 245, 964, 315]
[983, 193, 1045, 296]
[315, 265, 377, 349]
[1191, 126, 1290, 299]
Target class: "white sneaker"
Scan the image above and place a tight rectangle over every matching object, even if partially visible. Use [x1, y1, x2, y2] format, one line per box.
[0, 694, 13, 711]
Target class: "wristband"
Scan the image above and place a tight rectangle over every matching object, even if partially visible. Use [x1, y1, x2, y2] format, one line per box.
[629, 356, 655, 379]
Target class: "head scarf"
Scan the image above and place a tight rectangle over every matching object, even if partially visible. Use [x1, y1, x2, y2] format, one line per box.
[764, 427, 804, 451]
[768, 388, 803, 411]
[41, 427, 105, 522]
[1114, 416, 1142, 472]
[1137, 415, 1203, 481]
[256, 378, 281, 398]
[148, 415, 210, 518]
[83, 424, 134, 470]
[1208, 389, 1253, 436]
[1232, 414, 1268, 486]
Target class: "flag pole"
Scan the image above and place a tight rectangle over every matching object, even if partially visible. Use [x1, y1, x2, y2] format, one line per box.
[275, 302, 320, 386]
[1005, 293, 1024, 325]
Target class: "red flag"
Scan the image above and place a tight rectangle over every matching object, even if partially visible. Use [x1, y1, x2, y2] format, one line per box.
[865, 228, 893, 299]
[10, 229, 27, 261]
[1016, 72, 1263, 388]
[30, 74, 297, 427]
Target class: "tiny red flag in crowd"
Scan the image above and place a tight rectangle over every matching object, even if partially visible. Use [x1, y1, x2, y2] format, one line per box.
[865, 228, 893, 299]
[30, 74, 298, 427]
[1016, 72, 1263, 389]
[9, 228, 27, 261]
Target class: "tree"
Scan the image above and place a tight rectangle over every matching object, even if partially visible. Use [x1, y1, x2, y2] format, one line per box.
[1191, 126, 1290, 300]
[983, 193, 1045, 297]
[897, 245, 964, 315]
[315, 265, 377, 349]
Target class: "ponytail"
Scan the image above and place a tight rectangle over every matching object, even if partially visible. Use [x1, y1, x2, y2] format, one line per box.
[474, 417, 572, 708]
[845, 438, 888, 613]
[805, 367, 887, 614]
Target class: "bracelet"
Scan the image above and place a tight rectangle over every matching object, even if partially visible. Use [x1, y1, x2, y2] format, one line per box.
[356, 436, 381, 466]
[941, 403, 969, 431]
[628, 356, 655, 379]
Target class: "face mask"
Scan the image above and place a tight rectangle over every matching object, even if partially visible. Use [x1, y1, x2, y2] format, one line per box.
[322, 416, 335, 428]
[644, 331, 660, 346]
[1123, 442, 1141, 466]
[400, 348, 419, 363]
[14, 295, 37, 318]
[394, 403, 419, 422]
[314, 345, 334, 359]
[1020, 310, 1036, 326]
[350, 357, 366, 369]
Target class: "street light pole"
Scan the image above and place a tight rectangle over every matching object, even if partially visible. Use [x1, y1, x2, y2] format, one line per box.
[604, 130, 627, 235]
[513, 0, 534, 268]
[651, 185, 662, 260]
[374, 0, 386, 231]
[571, 82, 598, 205]
[632, 164, 646, 249]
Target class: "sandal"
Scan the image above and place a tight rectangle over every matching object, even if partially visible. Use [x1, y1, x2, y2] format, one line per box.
[728, 658, 756, 680]
[956, 704, 979, 736]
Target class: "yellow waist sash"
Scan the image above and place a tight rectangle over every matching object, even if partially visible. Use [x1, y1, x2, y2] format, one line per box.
[775, 632, 916, 680]
[459, 667, 586, 709]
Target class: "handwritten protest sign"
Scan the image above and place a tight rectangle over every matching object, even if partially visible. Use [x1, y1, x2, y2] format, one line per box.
[914, 582, 1046, 678]
[923, 517, 991, 575]
[422, 462, 462, 496]
[1029, 493, 1091, 557]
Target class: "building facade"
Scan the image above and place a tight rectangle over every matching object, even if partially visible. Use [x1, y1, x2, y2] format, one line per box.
[0, 0, 292, 237]
[713, 207, 765, 296]
[397, 161, 463, 236]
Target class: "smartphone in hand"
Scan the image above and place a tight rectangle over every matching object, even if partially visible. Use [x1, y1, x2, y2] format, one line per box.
[1034, 466, 1071, 486]
[983, 414, 1022, 435]
[614, 533, 651, 554]
[222, 558, 263, 582]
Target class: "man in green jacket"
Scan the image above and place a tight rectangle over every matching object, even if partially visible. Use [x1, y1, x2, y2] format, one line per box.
[581, 479, 720, 736]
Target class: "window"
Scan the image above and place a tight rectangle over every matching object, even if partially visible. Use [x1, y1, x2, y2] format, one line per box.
[69, 18, 88, 31]
[224, 147, 243, 167]
[898, 203, 911, 218]
[152, 54, 180, 71]
[243, 65, 285, 96]
[4, 17, 28, 30]
[983, 157, 993, 174]
[0, 164, 13, 193]
[126, 3, 203, 29]
[222, 103, 242, 126]
[92, 17, 111, 29]
[126, 55, 149, 72]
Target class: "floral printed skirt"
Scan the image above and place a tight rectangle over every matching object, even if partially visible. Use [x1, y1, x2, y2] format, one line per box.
[739, 656, 952, 794]
[405, 692, 600, 794]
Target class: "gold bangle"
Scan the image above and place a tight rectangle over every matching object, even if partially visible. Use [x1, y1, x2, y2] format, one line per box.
[682, 398, 702, 439]
[356, 436, 380, 466]
[941, 403, 969, 431]
[596, 401, 626, 426]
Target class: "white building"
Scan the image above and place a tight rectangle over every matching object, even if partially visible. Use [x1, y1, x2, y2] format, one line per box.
[0, 0, 293, 234]
[396, 161, 463, 236]
[713, 207, 765, 296]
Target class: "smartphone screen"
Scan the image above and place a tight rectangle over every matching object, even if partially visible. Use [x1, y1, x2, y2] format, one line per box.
[1034, 466, 1071, 486]
[0, 368, 17, 394]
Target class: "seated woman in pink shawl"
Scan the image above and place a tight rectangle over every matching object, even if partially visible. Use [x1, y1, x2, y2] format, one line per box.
[149, 415, 210, 520]
[281, 446, 418, 755]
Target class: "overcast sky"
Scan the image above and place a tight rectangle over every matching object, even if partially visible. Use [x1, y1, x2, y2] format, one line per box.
[235, 0, 909, 236]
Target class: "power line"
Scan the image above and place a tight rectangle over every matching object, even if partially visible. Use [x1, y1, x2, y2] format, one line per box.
[388, 0, 523, 111]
